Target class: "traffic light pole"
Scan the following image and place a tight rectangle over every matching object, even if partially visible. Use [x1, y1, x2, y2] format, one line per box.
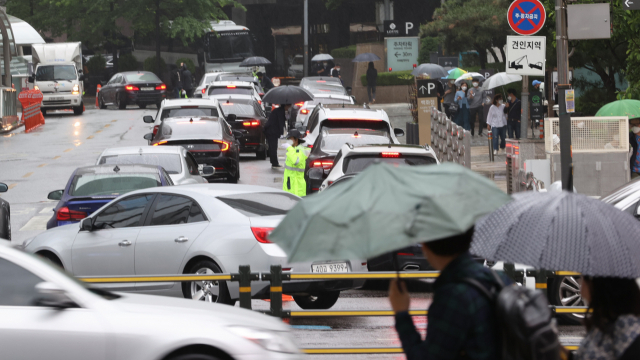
[303, 0, 309, 78]
[556, 0, 572, 190]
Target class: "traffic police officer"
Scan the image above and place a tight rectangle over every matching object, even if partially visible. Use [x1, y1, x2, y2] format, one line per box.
[282, 129, 308, 196]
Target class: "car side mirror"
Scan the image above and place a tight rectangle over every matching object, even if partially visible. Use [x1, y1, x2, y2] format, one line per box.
[201, 166, 215, 176]
[143, 115, 154, 123]
[80, 218, 93, 232]
[394, 128, 405, 137]
[232, 130, 244, 139]
[78, 75, 85, 81]
[47, 190, 63, 201]
[34, 282, 76, 309]
[346, 87, 352, 94]
[143, 133, 153, 141]
[0, 183, 7, 193]
[227, 114, 237, 122]
[308, 168, 324, 181]
[28, 75, 34, 83]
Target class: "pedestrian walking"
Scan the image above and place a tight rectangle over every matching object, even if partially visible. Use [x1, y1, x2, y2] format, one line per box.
[170, 64, 182, 99]
[504, 89, 522, 139]
[467, 81, 485, 136]
[443, 80, 456, 118]
[487, 94, 507, 155]
[282, 129, 308, 196]
[389, 227, 511, 359]
[257, 72, 274, 92]
[564, 277, 640, 359]
[455, 84, 470, 130]
[264, 104, 289, 169]
[181, 63, 194, 98]
[366, 62, 377, 104]
[630, 118, 640, 179]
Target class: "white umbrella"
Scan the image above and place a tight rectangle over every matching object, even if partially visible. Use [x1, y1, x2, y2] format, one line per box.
[481, 72, 522, 91]
[454, 72, 485, 86]
[311, 54, 333, 61]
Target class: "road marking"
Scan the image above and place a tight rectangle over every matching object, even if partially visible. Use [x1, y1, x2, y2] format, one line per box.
[39, 206, 55, 214]
[111, 120, 117, 122]
[64, 148, 73, 152]
[104, 124, 111, 128]
[19, 215, 50, 232]
[291, 325, 332, 330]
[95, 130, 102, 133]
[22, 172, 33, 178]
[38, 164, 47, 168]
[87, 135, 94, 139]
[53, 156, 61, 160]
[8, 183, 17, 189]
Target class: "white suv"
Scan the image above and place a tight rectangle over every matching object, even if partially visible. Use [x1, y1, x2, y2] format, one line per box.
[318, 144, 439, 192]
[204, 81, 265, 112]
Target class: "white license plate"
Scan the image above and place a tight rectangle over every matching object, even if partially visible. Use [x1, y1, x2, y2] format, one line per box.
[311, 262, 349, 273]
[141, 87, 154, 91]
[49, 97, 63, 100]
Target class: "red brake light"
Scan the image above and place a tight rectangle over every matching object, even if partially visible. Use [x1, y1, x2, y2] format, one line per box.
[381, 152, 400, 158]
[125, 85, 139, 91]
[258, 100, 262, 105]
[300, 109, 309, 114]
[306, 130, 310, 135]
[243, 121, 260, 127]
[398, 252, 414, 256]
[155, 84, 166, 90]
[316, 80, 326, 83]
[152, 125, 159, 136]
[202, 88, 206, 94]
[227, 85, 237, 89]
[153, 140, 167, 146]
[311, 160, 333, 169]
[295, 102, 304, 107]
[259, 93, 264, 96]
[56, 207, 87, 221]
[251, 227, 274, 244]
[213, 140, 230, 151]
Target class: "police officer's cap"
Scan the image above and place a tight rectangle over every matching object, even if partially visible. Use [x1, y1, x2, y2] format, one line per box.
[286, 129, 306, 143]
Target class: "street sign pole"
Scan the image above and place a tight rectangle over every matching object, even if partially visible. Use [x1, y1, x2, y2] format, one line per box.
[556, 0, 572, 190]
[303, 0, 309, 78]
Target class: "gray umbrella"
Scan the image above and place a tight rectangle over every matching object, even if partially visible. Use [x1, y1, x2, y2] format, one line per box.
[411, 63, 448, 78]
[261, 85, 313, 105]
[352, 52, 381, 63]
[311, 54, 334, 61]
[239, 56, 272, 67]
[471, 191, 640, 278]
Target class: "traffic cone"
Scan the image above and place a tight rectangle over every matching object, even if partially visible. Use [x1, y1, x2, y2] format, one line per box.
[95, 84, 101, 108]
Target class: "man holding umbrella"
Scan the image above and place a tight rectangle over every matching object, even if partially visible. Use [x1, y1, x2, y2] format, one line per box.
[264, 104, 289, 169]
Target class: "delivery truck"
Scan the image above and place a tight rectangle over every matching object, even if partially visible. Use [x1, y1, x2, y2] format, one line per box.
[29, 42, 84, 115]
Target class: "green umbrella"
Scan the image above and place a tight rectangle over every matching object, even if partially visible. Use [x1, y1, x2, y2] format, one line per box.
[269, 162, 511, 263]
[444, 68, 468, 80]
[595, 99, 640, 119]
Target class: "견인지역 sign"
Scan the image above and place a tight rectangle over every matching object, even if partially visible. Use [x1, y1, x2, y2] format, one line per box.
[507, 0, 546, 35]
[506, 35, 546, 76]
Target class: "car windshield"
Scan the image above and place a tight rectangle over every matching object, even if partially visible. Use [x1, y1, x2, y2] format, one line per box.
[161, 121, 222, 137]
[220, 102, 257, 117]
[343, 155, 437, 174]
[98, 154, 182, 174]
[124, 73, 161, 82]
[208, 87, 253, 96]
[35, 65, 77, 81]
[306, 86, 346, 95]
[198, 74, 217, 87]
[161, 107, 219, 120]
[69, 173, 161, 196]
[207, 31, 255, 63]
[320, 134, 390, 152]
[217, 192, 299, 216]
[319, 120, 390, 133]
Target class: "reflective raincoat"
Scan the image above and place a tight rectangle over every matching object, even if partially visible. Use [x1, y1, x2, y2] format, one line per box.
[283, 144, 308, 196]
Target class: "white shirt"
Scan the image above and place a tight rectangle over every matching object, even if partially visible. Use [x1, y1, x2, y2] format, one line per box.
[486, 104, 507, 128]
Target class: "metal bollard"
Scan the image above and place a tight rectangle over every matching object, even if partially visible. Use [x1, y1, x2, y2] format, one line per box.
[269, 265, 283, 317]
[488, 129, 494, 162]
[238, 265, 252, 310]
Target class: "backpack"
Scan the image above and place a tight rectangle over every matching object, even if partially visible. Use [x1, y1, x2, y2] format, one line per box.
[463, 270, 561, 360]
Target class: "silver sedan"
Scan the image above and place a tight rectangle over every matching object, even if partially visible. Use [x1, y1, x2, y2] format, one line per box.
[0, 242, 301, 360]
[24, 184, 367, 309]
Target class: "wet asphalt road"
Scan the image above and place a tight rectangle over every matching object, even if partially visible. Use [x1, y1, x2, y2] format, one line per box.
[0, 106, 585, 358]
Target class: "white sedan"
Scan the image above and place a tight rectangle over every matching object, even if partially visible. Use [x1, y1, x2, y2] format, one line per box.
[0, 242, 301, 360]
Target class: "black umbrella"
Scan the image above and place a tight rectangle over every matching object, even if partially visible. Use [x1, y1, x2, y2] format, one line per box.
[411, 63, 448, 78]
[352, 53, 381, 63]
[239, 56, 272, 67]
[261, 85, 313, 105]
[471, 191, 640, 278]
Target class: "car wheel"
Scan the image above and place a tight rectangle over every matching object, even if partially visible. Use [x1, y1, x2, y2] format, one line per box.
[293, 291, 340, 309]
[2, 206, 10, 241]
[227, 164, 240, 183]
[168, 354, 222, 360]
[256, 142, 267, 160]
[73, 103, 84, 115]
[36, 252, 63, 269]
[98, 94, 107, 109]
[182, 259, 235, 305]
[139, 103, 147, 109]
[116, 92, 126, 110]
[549, 275, 585, 325]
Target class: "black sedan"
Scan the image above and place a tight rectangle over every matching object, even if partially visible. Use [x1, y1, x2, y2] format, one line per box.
[98, 71, 167, 110]
[219, 98, 267, 159]
[305, 128, 393, 194]
[147, 116, 242, 183]
[0, 183, 9, 240]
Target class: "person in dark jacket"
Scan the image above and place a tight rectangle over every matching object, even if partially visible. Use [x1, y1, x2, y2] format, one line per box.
[181, 63, 193, 98]
[503, 88, 522, 139]
[264, 104, 290, 168]
[170, 64, 182, 99]
[630, 118, 640, 179]
[389, 227, 510, 360]
[366, 62, 378, 104]
[257, 72, 274, 92]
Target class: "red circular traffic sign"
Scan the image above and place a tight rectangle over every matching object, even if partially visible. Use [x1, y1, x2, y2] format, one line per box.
[507, 0, 546, 36]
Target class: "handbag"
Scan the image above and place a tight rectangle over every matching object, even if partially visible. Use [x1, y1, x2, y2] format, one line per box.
[449, 103, 458, 113]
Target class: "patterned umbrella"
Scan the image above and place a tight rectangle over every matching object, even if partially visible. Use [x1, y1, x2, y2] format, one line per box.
[471, 191, 640, 278]
[443, 68, 467, 80]
[595, 100, 640, 120]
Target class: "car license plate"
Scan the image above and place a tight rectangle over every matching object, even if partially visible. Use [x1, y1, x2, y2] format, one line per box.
[49, 97, 63, 100]
[311, 262, 349, 273]
[141, 87, 154, 91]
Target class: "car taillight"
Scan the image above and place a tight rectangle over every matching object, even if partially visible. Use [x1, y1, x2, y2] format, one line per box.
[272, 104, 280, 110]
[243, 121, 260, 127]
[258, 100, 262, 105]
[125, 85, 139, 91]
[155, 84, 166, 90]
[300, 109, 309, 114]
[381, 152, 400, 158]
[311, 160, 333, 169]
[227, 85, 237, 89]
[251, 227, 274, 244]
[152, 125, 159, 136]
[56, 207, 87, 221]
[307, 144, 313, 148]
[259, 93, 264, 96]
[306, 130, 309, 135]
[202, 88, 206, 94]
[294, 102, 304, 108]
[153, 140, 167, 146]
[213, 140, 230, 151]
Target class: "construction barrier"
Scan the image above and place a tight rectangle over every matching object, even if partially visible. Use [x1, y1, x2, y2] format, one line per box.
[95, 84, 101, 108]
[18, 89, 44, 133]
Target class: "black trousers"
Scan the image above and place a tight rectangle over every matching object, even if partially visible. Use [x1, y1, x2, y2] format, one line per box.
[469, 107, 485, 136]
[267, 135, 280, 166]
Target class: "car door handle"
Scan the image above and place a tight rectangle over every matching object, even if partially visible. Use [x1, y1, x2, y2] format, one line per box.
[175, 236, 188, 243]
[118, 240, 132, 247]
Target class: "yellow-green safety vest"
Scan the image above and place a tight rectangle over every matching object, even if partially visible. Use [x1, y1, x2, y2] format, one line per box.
[283, 144, 308, 197]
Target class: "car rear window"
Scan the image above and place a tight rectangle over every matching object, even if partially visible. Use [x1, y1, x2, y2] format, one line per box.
[208, 87, 252, 96]
[70, 173, 161, 196]
[98, 154, 182, 174]
[217, 192, 299, 216]
[220, 102, 258, 117]
[306, 98, 352, 106]
[319, 120, 390, 133]
[320, 134, 391, 152]
[343, 155, 437, 174]
[161, 120, 222, 137]
[161, 107, 219, 120]
[125, 73, 161, 82]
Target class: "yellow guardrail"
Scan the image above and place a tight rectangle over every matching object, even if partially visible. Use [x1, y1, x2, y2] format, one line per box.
[79, 274, 233, 283]
[287, 271, 440, 280]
